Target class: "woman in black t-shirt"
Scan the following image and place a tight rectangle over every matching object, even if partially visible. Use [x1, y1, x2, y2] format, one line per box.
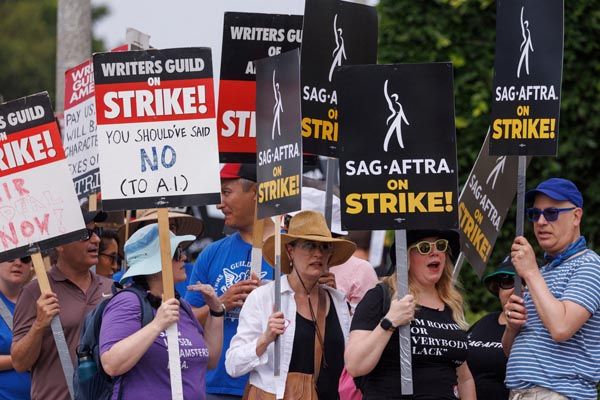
[345, 229, 476, 400]
[467, 257, 516, 400]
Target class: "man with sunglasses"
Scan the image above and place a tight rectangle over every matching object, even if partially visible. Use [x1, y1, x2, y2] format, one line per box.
[11, 209, 114, 400]
[502, 178, 600, 400]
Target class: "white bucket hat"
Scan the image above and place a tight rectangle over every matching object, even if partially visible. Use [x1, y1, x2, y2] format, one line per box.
[120, 223, 195, 283]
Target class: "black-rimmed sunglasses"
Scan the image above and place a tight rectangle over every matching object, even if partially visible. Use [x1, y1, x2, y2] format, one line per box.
[6, 256, 32, 264]
[99, 253, 122, 265]
[526, 207, 576, 222]
[487, 274, 525, 293]
[81, 227, 103, 241]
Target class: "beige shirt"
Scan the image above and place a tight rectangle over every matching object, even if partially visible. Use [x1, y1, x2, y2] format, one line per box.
[12, 266, 113, 400]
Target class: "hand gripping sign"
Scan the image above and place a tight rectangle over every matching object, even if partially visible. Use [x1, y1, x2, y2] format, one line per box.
[218, 12, 303, 163]
[300, 0, 378, 158]
[93, 48, 222, 400]
[337, 63, 459, 395]
[0, 92, 88, 399]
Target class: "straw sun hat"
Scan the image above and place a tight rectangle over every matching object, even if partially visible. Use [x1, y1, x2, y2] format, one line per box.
[263, 210, 356, 274]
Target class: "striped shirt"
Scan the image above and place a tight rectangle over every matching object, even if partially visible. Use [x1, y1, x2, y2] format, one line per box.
[505, 249, 600, 400]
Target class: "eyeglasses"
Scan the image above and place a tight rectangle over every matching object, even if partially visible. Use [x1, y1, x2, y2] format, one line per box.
[81, 227, 102, 241]
[409, 239, 449, 255]
[99, 253, 121, 265]
[173, 246, 184, 261]
[526, 207, 576, 222]
[293, 240, 334, 253]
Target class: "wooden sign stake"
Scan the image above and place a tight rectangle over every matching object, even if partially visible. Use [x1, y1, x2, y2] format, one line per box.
[157, 208, 183, 400]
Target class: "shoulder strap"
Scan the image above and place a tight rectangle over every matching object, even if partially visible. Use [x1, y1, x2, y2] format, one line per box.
[314, 287, 327, 382]
[0, 298, 13, 330]
[120, 286, 154, 327]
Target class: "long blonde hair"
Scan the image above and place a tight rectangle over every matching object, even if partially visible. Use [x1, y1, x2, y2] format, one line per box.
[383, 256, 469, 330]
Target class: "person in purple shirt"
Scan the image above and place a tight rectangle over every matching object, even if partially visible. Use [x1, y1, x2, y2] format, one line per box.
[99, 223, 224, 399]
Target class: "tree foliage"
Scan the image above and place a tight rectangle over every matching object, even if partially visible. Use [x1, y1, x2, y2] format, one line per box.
[377, 0, 600, 315]
[0, 0, 108, 107]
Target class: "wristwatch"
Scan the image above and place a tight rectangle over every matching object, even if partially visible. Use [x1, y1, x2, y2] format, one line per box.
[379, 317, 396, 332]
[209, 303, 226, 317]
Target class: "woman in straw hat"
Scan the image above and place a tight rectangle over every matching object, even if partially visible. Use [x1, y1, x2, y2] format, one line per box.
[225, 210, 356, 399]
[345, 230, 476, 400]
[467, 256, 518, 400]
[99, 223, 223, 399]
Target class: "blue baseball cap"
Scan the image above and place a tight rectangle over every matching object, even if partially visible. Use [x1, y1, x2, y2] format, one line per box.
[120, 223, 195, 283]
[525, 178, 583, 208]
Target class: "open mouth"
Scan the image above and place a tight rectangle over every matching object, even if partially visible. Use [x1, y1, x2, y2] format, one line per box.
[426, 260, 441, 270]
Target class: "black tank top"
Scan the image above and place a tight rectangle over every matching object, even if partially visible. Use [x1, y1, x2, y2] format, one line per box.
[288, 292, 345, 399]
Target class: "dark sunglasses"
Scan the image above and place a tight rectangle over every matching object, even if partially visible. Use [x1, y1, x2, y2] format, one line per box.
[409, 239, 449, 255]
[293, 240, 334, 253]
[81, 227, 103, 241]
[487, 274, 526, 293]
[99, 253, 121, 265]
[173, 246, 184, 261]
[6, 256, 32, 264]
[526, 207, 575, 222]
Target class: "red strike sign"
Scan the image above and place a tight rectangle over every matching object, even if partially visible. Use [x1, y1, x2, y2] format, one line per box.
[95, 79, 216, 125]
[0, 123, 64, 177]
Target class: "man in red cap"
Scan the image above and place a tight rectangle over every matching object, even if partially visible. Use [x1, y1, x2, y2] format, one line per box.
[186, 163, 273, 400]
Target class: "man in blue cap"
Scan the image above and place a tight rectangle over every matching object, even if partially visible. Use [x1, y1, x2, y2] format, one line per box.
[502, 178, 600, 399]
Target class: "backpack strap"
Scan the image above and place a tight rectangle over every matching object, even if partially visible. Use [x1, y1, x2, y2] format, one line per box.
[120, 285, 155, 327]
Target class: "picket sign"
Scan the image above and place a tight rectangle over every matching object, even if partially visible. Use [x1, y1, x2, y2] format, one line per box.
[272, 215, 282, 376]
[31, 252, 76, 399]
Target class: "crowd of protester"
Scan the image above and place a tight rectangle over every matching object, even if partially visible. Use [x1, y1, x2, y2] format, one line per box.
[1, 169, 598, 400]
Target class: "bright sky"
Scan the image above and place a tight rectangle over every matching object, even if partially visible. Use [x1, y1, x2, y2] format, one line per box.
[92, 0, 377, 82]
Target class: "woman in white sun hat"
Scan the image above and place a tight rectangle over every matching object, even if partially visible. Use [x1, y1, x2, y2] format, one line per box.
[99, 223, 223, 400]
[226, 210, 356, 399]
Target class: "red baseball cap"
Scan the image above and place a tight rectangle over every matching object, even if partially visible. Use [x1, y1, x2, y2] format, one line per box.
[220, 163, 257, 182]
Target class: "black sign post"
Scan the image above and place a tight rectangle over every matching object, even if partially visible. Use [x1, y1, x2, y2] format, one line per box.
[337, 63, 459, 395]
[490, 0, 564, 294]
[255, 49, 303, 376]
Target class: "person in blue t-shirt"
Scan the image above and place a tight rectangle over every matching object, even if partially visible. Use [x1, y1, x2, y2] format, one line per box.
[0, 257, 33, 400]
[503, 178, 600, 400]
[186, 163, 274, 400]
